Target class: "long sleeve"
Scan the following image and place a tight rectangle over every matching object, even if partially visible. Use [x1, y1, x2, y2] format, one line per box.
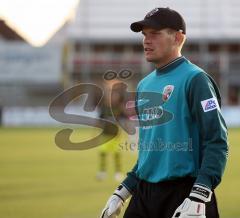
[122, 89, 140, 193]
[188, 72, 229, 189]
[122, 162, 139, 193]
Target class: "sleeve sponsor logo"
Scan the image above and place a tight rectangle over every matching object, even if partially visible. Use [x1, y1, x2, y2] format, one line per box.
[201, 97, 219, 112]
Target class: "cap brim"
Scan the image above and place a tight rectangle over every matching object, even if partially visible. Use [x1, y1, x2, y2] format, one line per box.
[130, 19, 162, 32]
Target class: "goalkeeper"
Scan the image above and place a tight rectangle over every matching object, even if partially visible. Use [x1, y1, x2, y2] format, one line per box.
[101, 7, 228, 218]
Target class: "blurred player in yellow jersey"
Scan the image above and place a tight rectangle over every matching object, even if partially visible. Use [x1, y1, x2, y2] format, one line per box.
[96, 79, 128, 181]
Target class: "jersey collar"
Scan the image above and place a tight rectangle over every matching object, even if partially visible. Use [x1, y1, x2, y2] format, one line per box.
[156, 56, 186, 75]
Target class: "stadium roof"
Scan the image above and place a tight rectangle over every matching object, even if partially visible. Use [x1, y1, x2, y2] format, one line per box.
[0, 20, 26, 41]
[67, 0, 240, 42]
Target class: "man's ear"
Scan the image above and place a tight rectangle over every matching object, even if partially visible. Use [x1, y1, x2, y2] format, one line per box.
[175, 31, 185, 46]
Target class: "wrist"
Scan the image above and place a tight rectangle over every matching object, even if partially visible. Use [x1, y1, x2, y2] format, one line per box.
[188, 196, 205, 203]
[189, 184, 212, 202]
[114, 184, 131, 202]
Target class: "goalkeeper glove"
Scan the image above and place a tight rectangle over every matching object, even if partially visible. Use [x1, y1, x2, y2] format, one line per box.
[101, 184, 131, 218]
[172, 184, 212, 218]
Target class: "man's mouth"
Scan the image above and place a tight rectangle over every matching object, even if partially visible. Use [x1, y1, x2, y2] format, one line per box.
[144, 48, 154, 53]
[144, 48, 153, 54]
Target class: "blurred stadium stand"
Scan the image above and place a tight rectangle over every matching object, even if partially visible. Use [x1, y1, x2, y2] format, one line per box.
[0, 0, 240, 126]
[0, 19, 63, 126]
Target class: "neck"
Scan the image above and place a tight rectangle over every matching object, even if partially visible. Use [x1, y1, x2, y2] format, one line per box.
[155, 52, 182, 68]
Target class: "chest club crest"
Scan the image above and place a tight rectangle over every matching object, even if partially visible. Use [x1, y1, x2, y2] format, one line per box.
[162, 85, 174, 102]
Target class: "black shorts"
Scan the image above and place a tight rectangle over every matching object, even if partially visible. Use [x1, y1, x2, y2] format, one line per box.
[124, 177, 219, 218]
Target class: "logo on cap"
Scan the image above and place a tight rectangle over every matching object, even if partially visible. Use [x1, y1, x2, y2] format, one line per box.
[146, 8, 159, 18]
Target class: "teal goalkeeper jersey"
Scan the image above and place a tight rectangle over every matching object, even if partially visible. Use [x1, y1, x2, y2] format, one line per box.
[123, 56, 228, 192]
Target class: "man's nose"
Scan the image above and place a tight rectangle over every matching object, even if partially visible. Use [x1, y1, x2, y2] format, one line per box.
[143, 36, 151, 45]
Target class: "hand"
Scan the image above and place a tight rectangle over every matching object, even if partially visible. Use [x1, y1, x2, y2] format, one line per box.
[172, 184, 212, 218]
[172, 198, 205, 218]
[101, 184, 131, 218]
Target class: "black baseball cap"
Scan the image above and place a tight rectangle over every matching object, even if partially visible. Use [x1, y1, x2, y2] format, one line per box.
[130, 7, 186, 34]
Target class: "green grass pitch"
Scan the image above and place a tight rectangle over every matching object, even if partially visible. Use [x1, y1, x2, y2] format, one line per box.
[0, 127, 239, 218]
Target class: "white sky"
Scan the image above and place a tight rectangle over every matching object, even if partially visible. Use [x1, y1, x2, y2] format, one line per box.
[0, 0, 79, 46]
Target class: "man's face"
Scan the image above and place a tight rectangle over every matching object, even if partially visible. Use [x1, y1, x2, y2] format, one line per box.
[142, 27, 176, 64]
